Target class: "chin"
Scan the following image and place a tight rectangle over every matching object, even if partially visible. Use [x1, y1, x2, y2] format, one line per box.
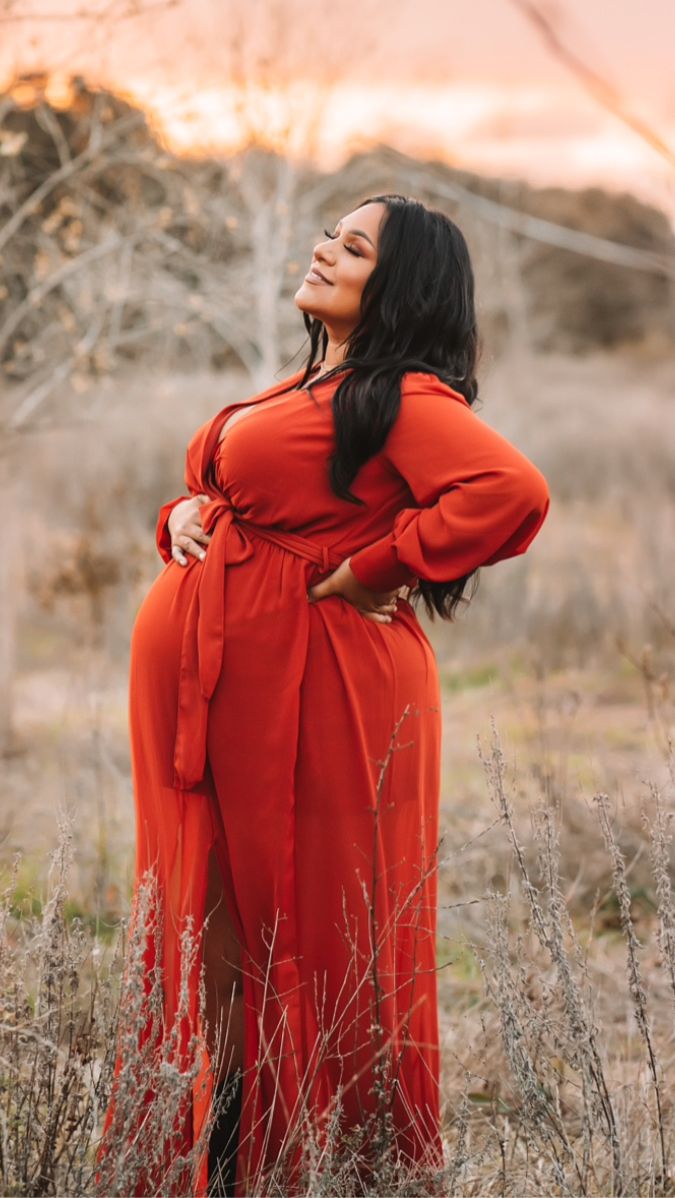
[293, 287, 321, 318]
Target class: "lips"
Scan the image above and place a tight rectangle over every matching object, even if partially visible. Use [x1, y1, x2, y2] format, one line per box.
[304, 265, 333, 285]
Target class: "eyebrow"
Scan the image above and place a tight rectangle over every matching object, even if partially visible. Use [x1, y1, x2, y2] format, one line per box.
[335, 221, 375, 248]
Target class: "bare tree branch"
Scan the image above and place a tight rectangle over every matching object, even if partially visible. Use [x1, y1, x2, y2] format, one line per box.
[0, 227, 152, 359]
[0, 111, 144, 254]
[508, 0, 675, 170]
[377, 147, 675, 277]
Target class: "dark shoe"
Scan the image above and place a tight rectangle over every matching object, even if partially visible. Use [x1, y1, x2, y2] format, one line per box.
[207, 1070, 243, 1197]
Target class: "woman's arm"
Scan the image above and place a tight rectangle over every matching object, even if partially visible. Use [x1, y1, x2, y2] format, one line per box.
[156, 496, 190, 563]
[348, 372, 550, 591]
[156, 494, 211, 565]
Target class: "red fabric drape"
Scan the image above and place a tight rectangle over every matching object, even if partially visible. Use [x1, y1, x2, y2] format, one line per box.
[99, 369, 549, 1195]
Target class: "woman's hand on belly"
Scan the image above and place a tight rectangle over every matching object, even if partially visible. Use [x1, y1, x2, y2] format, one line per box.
[307, 558, 401, 624]
[168, 494, 212, 565]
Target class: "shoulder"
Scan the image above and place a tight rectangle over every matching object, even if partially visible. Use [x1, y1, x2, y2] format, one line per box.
[400, 370, 471, 408]
[381, 371, 478, 466]
[397, 371, 473, 423]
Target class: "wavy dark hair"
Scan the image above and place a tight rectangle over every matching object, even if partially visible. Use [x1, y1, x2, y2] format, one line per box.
[295, 192, 482, 621]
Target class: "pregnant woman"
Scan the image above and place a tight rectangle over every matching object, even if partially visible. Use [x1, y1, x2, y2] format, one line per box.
[100, 193, 549, 1197]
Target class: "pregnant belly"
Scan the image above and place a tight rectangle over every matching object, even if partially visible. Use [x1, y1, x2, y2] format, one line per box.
[131, 559, 201, 678]
[132, 553, 433, 679]
[129, 550, 438, 796]
[130, 548, 436, 734]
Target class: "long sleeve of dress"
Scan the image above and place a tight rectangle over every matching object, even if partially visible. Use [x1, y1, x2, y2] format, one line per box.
[349, 372, 550, 592]
[156, 495, 190, 563]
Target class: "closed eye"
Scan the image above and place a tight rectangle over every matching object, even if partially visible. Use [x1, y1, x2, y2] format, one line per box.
[323, 228, 362, 257]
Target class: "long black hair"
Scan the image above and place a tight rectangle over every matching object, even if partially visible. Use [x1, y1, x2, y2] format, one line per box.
[297, 192, 481, 621]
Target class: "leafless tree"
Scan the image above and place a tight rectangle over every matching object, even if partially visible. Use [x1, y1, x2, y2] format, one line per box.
[0, 0, 383, 748]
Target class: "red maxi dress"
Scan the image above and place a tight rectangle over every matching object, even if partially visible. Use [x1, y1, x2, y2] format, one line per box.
[107, 367, 549, 1195]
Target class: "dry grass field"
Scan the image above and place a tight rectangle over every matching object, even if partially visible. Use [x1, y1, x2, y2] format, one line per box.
[3, 345, 675, 1194]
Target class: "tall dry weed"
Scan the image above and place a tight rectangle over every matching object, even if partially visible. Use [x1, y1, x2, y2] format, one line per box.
[3, 724, 675, 1195]
[0, 812, 120, 1196]
[470, 721, 675, 1197]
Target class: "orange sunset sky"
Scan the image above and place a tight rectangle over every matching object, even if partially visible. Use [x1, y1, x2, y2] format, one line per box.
[2, 0, 674, 222]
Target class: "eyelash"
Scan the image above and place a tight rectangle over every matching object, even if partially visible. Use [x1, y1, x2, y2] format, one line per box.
[323, 228, 361, 257]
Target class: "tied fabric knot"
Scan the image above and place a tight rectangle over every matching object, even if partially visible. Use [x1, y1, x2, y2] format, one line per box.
[173, 496, 343, 792]
[174, 496, 256, 790]
[196, 499, 255, 701]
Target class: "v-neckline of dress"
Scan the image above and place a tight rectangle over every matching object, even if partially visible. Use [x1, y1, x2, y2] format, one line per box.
[217, 389, 305, 447]
[215, 367, 335, 448]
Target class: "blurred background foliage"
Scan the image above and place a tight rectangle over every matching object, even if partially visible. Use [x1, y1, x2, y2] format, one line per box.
[0, 68, 674, 915]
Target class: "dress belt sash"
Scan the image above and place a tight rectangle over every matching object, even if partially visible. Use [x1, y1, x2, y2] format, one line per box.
[173, 496, 343, 791]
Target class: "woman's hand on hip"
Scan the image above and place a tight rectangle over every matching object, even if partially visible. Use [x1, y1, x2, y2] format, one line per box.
[168, 494, 212, 566]
[307, 558, 400, 624]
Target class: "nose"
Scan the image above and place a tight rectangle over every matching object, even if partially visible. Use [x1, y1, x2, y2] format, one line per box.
[313, 235, 335, 264]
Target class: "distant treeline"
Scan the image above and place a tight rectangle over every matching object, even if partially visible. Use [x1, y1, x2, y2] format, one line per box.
[2, 73, 674, 401]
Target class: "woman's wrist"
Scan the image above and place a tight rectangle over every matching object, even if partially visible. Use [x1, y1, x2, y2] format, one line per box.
[156, 496, 190, 563]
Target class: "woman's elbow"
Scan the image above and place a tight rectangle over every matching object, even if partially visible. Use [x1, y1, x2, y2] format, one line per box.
[527, 463, 550, 523]
[497, 459, 550, 522]
[514, 461, 550, 544]
[482, 463, 550, 566]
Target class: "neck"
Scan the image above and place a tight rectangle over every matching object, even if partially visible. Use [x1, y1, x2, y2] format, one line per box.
[321, 328, 350, 370]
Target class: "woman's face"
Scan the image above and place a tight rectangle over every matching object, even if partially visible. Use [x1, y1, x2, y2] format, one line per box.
[293, 202, 386, 341]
